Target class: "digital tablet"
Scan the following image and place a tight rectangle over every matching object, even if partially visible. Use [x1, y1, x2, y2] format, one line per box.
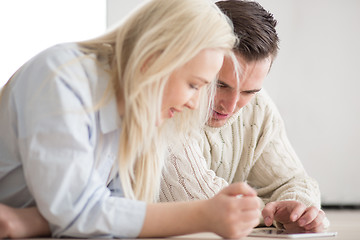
[248, 228, 337, 239]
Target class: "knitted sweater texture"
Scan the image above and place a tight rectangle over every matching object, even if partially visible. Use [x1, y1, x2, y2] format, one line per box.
[160, 90, 321, 210]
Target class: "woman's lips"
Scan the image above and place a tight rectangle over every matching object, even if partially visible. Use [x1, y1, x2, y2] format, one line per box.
[168, 108, 181, 118]
[212, 110, 229, 120]
[168, 109, 175, 118]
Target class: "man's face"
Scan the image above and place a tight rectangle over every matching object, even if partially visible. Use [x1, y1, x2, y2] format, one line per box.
[208, 54, 272, 127]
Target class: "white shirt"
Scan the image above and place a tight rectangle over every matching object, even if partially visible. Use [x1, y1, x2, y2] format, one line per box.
[0, 43, 146, 238]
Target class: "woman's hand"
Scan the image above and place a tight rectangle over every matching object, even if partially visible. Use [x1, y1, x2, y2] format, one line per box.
[203, 182, 261, 238]
[141, 182, 261, 239]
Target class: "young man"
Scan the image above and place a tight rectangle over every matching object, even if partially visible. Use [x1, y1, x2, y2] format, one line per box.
[0, 1, 327, 238]
[160, 0, 328, 233]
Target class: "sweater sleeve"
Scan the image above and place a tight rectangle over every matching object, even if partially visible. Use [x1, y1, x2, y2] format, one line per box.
[239, 91, 326, 228]
[248, 131, 321, 208]
[246, 94, 321, 209]
[159, 137, 228, 202]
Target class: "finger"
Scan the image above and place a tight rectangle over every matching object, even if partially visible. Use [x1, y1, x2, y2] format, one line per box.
[303, 210, 326, 231]
[221, 182, 257, 197]
[297, 206, 319, 227]
[237, 196, 261, 210]
[289, 203, 307, 222]
[304, 220, 325, 233]
[234, 210, 261, 236]
[238, 208, 261, 223]
[283, 222, 307, 233]
[262, 202, 277, 226]
[305, 222, 325, 233]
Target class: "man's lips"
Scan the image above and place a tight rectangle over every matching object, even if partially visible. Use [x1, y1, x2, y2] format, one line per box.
[212, 110, 229, 120]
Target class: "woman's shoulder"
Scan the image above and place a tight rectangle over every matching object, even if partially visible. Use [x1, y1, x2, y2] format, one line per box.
[29, 42, 85, 66]
[13, 42, 99, 86]
[9, 42, 103, 107]
[11, 42, 86, 80]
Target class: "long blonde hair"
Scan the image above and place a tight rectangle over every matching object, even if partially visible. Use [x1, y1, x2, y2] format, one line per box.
[78, 0, 237, 202]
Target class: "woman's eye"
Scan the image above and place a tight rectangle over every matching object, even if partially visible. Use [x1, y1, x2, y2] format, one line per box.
[190, 84, 199, 90]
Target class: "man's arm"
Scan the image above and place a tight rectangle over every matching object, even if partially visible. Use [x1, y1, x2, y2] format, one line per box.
[243, 91, 328, 231]
[160, 91, 328, 232]
[159, 138, 228, 202]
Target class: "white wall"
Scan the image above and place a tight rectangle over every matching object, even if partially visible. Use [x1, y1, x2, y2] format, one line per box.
[107, 0, 360, 205]
[0, 0, 106, 89]
[256, 0, 360, 205]
[107, 0, 144, 28]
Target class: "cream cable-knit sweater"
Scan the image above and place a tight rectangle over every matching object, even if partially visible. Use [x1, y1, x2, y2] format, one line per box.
[160, 90, 321, 212]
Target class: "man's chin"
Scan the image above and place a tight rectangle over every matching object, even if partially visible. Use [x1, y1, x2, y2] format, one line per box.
[207, 118, 226, 128]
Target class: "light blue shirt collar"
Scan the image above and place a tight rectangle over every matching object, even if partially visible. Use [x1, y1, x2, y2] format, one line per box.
[99, 96, 121, 134]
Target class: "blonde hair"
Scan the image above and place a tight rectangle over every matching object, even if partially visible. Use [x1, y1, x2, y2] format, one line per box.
[78, 0, 237, 202]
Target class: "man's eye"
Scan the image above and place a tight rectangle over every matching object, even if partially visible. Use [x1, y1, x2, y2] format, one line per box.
[242, 91, 256, 95]
[216, 83, 226, 88]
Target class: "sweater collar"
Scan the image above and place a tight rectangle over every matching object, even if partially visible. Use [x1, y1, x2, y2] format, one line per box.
[204, 108, 243, 133]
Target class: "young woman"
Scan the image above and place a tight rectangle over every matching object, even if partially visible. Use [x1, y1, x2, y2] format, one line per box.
[0, 0, 261, 238]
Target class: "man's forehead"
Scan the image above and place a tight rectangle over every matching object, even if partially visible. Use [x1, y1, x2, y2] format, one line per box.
[219, 55, 269, 91]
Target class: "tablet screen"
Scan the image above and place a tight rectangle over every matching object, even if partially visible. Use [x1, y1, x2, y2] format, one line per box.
[248, 228, 337, 239]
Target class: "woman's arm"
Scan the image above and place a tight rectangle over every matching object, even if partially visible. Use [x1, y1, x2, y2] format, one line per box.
[142, 182, 260, 239]
[1, 182, 261, 239]
[0, 204, 50, 238]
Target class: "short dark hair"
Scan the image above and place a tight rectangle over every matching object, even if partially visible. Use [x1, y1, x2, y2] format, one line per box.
[216, 0, 279, 62]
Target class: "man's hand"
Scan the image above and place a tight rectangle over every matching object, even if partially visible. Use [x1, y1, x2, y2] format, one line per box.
[262, 201, 327, 233]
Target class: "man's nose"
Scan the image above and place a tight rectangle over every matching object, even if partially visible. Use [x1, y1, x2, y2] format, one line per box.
[222, 91, 239, 113]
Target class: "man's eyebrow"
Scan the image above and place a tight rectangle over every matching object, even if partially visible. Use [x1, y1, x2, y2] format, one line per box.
[241, 88, 262, 93]
[217, 79, 233, 88]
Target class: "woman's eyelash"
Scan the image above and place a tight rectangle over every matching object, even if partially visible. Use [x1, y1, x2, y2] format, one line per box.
[190, 84, 199, 90]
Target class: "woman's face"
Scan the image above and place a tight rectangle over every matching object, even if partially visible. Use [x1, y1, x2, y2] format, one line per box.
[160, 49, 224, 125]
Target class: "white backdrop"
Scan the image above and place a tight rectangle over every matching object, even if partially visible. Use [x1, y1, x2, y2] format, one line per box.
[107, 0, 360, 205]
[0, 0, 106, 89]
[256, 0, 360, 205]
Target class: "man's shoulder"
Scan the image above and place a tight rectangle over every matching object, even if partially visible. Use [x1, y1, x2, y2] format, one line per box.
[242, 89, 275, 114]
[249, 89, 273, 106]
[233, 89, 284, 129]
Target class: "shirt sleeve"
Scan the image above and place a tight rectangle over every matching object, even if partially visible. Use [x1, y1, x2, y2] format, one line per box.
[14, 45, 146, 238]
[159, 138, 228, 202]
